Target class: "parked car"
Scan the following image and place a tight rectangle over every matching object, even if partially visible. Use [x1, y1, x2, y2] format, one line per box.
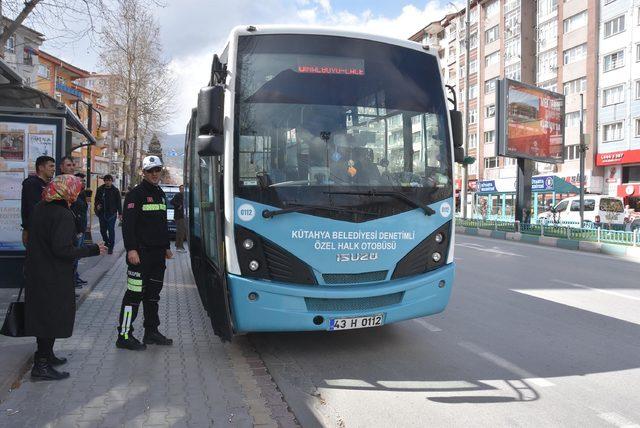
[537, 195, 625, 228]
[161, 185, 180, 239]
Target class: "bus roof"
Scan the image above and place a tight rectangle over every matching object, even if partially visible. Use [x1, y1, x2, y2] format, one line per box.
[226, 25, 437, 58]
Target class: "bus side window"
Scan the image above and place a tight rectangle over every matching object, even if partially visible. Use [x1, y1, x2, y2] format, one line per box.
[200, 156, 220, 266]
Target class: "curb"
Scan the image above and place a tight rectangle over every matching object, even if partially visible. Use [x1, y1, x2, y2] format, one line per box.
[0, 242, 126, 402]
[456, 225, 640, 262]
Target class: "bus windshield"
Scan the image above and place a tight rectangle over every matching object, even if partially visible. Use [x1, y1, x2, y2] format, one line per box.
[234, 34, 452, 216]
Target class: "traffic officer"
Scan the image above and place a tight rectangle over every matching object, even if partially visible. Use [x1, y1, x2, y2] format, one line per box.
[116, 155, 173, 350]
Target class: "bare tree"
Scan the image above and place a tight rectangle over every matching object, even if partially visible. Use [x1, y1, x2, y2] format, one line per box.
[99, 0, 174, 187]
[0, 0, 113, 57]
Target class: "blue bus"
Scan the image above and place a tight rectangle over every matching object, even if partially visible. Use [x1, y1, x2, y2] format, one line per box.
[185, 26, 467, 340]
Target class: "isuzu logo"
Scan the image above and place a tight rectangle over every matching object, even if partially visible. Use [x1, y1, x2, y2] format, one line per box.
[336, 253, 378, 262]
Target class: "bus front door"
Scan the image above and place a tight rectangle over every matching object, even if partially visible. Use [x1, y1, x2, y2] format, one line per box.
[199, 155, 234, 341]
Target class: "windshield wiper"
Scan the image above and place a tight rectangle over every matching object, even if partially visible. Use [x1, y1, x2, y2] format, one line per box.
[324, 190, 436, 216]
[262, 203, 377, 219]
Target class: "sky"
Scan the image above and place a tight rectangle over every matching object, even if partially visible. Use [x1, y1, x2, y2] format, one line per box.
[39, 0, 457, 135]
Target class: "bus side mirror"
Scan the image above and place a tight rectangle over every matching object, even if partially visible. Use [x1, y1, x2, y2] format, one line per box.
[450, 109, 466, 163]
[197, 85, 224, 135]
[197, 135, 224, 157]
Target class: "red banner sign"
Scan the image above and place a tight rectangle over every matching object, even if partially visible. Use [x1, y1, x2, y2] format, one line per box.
[597, 149, 640, 166]
[617, 184, 640, 197]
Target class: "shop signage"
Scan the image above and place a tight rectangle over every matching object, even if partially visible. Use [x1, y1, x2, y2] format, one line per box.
[531, 175, 554, 191]
[597, 149, 640, 166]
[618, 184, 640, 197]
[478, 180, 497, 193]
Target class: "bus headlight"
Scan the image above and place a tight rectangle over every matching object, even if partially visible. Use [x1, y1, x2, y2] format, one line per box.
[249, 260, 260, 271]
[243, 239, 254, 250]
[391, 221, 451, 280]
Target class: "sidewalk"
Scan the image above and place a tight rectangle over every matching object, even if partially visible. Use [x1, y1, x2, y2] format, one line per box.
[0, 234, 126, 404]
[0, 248, 297, 427]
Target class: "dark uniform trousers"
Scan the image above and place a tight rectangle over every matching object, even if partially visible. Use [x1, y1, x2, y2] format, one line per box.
[118, 247, 166, 337]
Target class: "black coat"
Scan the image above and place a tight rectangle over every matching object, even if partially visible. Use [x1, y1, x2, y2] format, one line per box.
[20, 175, 47, 230]
[94, 185, 122, 217]
[70, 190, 88, 234]
[24, 200, 100, 338]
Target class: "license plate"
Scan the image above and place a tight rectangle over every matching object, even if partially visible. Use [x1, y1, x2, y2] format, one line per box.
[329, 314, 384, 331]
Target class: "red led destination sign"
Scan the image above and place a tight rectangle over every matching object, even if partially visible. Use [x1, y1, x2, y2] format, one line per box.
[297, 65, 365, 75]
[296, 56, 365, 76]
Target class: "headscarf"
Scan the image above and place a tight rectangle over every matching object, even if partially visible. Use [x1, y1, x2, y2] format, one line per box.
[42, 174, 83, 205]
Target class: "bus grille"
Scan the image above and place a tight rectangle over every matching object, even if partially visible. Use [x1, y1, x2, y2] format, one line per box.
[322, 270, 388, 285]
[304, 292, 404, 312]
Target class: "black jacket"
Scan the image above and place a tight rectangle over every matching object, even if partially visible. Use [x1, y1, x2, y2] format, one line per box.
[94, 185, 122, 217]
[20, 175, 47, 230]
[70, 190, 88, 234]
[24, 200, 99, 338]
[171, 192, 184, 220]
[122, 180, 170, 251]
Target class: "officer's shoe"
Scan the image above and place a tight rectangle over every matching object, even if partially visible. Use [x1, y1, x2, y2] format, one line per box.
[143, 330, 173, 346]
[116, 334, 147, 351]
[31, 358, 70, 381]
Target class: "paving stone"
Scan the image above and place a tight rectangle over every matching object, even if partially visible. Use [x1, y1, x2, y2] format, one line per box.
[0, 251, 287, 427]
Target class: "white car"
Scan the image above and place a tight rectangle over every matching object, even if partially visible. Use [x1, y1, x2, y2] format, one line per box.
[537, 195, 625, 227]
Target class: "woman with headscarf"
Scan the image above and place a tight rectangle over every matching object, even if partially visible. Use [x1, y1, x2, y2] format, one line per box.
[24, 174, 107, 381]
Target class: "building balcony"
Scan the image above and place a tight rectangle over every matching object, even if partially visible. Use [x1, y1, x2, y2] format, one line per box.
[56, 82, 82, 98]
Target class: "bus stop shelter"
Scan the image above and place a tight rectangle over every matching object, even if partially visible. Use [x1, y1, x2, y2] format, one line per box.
[0, 59, 96, 287]
[476, 175, 580, 219]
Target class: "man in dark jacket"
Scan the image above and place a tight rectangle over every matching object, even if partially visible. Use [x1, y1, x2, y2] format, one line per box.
[59, 156, 89, 287]
[21, 155, 55, 246]
[94, 174, 122, 254]
[116, 155, 173, 351]
[73, 173, 89, 286]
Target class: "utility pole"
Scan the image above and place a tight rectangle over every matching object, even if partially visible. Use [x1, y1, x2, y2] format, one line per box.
[579, 93, 586, 228]
[461, 0, 471, 218]
[86, 102, 93, 184]
[85, 102, 94, 244]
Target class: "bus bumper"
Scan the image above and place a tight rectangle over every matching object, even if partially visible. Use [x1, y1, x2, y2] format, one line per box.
[227, 263, 455, 333]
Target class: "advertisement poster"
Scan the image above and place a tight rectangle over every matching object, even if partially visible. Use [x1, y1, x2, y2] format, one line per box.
[0, 131, 25, 161]
[28, 132, 55, 172]
[0, 117, 62, 252]
[498, 80, 565, 164]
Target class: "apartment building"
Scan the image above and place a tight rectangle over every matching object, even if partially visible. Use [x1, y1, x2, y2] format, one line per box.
[1, 16, 44, 86]
[596, 1, 640, 209]
[411, 0, 536, 214]
[536, 0, 601, 193]
[77, 73, 127, 184]
[410, 0, 616, 214]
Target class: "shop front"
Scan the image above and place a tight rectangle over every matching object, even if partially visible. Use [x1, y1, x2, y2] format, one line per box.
[597, 149, 640, 213]
[475, 175, 579, 220]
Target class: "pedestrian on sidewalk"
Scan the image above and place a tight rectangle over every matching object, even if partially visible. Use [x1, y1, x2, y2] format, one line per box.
[20, 156, 55, 246]
[59, 156, 89, 287]
[25, 175, 107, 381]
[116, 156, 173, 351]
[95, 174, 122, 254]
[172, 185, 187, 253]
[72, 173, 89, 287]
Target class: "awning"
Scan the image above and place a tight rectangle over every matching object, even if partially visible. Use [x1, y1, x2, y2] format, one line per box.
[545, 176, 579, 194]
[476, 175, 580, 194]
[0, 83, 96, 146]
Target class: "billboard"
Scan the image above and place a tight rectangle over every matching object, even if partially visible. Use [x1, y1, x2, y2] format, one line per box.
[0, 115, 63, 253]
[497, 79, 565, 164]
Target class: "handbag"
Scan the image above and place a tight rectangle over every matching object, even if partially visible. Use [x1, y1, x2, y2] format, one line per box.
[0, 286, 26, 337]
